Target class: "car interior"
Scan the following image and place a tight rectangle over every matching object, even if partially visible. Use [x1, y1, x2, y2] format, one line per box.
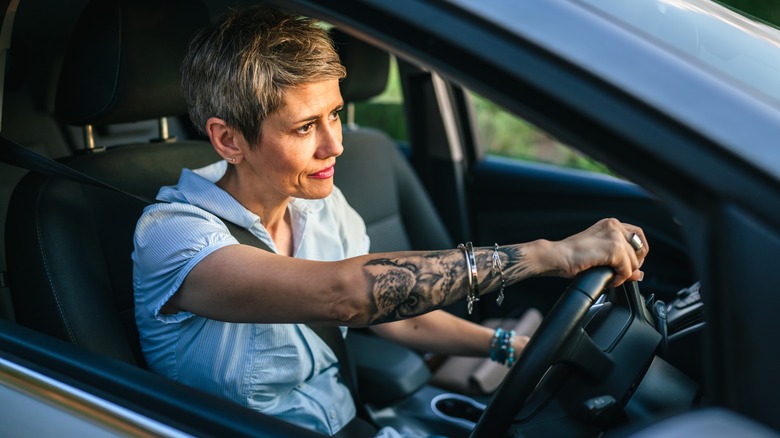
[0, 0, 710, 437]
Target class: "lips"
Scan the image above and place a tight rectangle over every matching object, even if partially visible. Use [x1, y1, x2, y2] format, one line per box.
[309, 165, 335, 179]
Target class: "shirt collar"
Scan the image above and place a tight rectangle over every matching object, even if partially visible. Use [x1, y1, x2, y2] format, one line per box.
[156, 160, 325, 228]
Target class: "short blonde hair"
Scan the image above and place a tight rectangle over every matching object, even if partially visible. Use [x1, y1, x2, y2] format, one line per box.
[182, 6, 346, 146]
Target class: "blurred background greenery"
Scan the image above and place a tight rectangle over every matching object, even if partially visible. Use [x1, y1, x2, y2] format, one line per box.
[717, 0, 780, 24]
[353, 1, 780, 176]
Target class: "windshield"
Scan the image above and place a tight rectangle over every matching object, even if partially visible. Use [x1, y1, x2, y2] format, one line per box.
[577, 0, 780, 105]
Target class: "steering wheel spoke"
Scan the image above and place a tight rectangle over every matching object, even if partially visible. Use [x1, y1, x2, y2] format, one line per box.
[472, 267, 615, 438]
[554, 327, 614, 381]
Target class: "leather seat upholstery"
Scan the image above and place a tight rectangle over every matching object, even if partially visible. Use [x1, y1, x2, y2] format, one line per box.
[6, 0, 213, 366]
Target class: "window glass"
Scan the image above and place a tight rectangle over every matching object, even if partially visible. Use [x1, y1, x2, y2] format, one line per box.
[470, 92, 612, 174]
[352, 57, 408, 142]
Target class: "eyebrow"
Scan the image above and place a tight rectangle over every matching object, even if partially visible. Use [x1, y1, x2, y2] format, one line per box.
[291, 103, 344, 125]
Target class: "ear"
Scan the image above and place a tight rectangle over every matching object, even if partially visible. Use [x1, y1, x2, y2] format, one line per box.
[205, 117, 245, 164]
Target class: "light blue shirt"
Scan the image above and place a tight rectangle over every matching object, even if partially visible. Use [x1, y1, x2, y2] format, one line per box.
[132, 161, 371, 436]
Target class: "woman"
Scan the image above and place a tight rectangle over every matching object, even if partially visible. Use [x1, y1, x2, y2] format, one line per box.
[133, 6, 648, 437]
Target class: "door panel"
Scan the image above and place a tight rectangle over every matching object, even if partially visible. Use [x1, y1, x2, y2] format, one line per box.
[468, 156, 694, 316]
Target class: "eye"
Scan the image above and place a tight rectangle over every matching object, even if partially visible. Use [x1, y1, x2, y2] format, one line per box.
[330, 108, 343, 122]
[296, 122, 314, 135]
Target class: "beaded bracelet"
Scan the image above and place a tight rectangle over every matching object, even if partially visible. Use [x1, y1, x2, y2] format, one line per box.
[457, 242, 480, 315]
[489, 327, 516, 367]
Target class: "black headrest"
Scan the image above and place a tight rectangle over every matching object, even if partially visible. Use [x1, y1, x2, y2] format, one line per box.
[331, 29, 390, 102]
[55, 0, 210, 126]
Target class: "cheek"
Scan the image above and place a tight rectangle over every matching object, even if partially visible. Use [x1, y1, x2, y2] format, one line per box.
[258, 137, 317, 182]
[266, 147, 308, 170]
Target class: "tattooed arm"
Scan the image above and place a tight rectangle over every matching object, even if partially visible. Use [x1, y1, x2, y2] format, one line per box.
[169, 218, 647, 326]
[166, 241, 541, 326]
[359, 217, 648, 326]
[361, 244, 534, 325]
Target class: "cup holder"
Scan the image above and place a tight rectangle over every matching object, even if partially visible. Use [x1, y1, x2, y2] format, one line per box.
[430, 393, 486, 429]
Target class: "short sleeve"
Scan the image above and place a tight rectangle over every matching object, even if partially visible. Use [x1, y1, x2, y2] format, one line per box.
[133, 203, 238, 323]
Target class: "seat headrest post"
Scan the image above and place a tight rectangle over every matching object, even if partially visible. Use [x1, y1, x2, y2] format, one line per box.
[83, 124, 95, 150]
[346, 102, 358, 131]
[158, 117, 169, 142]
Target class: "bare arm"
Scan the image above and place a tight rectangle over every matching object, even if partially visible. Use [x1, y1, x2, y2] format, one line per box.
[165, 241, 541, 326]
[370, 310, 530, 358]
[166, 218, 647, 326]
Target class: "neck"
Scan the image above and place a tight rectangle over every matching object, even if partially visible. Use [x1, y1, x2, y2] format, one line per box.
[216, 165, 290, 231]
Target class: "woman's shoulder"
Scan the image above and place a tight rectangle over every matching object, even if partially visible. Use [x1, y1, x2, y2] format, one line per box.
[135, 202, 232, 244]
[139, 201, 222, 225]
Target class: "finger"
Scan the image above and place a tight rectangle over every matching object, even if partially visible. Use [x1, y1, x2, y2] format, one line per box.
[616, 248, 645, 286]
[610, 246, 635, 287]
[613, 230, 645, 286]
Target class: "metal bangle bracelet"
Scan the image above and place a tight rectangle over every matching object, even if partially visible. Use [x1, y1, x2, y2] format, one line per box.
[465, 242, 480, 314]
[458, 242, 480, 314]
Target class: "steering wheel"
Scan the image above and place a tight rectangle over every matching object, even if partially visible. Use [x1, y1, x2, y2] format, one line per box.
[471, 267, 615, 437]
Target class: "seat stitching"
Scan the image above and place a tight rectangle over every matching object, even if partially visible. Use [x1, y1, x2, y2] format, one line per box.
[32, 177, 77, 343]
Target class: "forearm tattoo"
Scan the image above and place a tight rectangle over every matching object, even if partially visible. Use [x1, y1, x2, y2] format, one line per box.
[363, 245, 530, 325]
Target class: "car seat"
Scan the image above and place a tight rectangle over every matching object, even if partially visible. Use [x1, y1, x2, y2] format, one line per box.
[4, 0, 214, 366]
[332, 29, 455, 255]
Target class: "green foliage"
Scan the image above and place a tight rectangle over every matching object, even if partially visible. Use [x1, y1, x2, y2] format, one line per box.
[470, 94, 613, 175]
[352, 58, 408, 140]
[716, 0, 780, 26]
[353, 102, 408, 140]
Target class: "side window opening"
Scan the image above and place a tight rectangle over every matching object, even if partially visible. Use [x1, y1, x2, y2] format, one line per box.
[351, 57, 408, 143]
[469, 91, 613, 175]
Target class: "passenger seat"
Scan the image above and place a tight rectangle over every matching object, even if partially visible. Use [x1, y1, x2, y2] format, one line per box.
[333, 31, 454, 256]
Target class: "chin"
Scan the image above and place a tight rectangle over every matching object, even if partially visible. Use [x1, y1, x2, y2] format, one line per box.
[297, 184, 334, 200]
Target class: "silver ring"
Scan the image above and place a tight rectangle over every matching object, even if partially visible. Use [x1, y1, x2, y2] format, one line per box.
[628, 233, 644, 251]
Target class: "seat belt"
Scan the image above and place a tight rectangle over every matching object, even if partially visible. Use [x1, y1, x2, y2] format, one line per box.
[0, 135, 153, 204]
[0, 135, 375, 432]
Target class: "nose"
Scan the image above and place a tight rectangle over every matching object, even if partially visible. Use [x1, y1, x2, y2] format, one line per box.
[316, 122, 343, 159]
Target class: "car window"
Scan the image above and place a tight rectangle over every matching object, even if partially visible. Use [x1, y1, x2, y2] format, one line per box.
[350, 57, 408, 142]
[469, 91, 613, 175]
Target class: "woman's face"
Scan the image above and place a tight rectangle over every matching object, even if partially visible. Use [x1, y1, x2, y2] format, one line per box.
[243, 79, 344, 201]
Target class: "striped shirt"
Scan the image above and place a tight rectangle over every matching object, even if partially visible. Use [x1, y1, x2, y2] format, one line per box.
[132, 160, 371, 435]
